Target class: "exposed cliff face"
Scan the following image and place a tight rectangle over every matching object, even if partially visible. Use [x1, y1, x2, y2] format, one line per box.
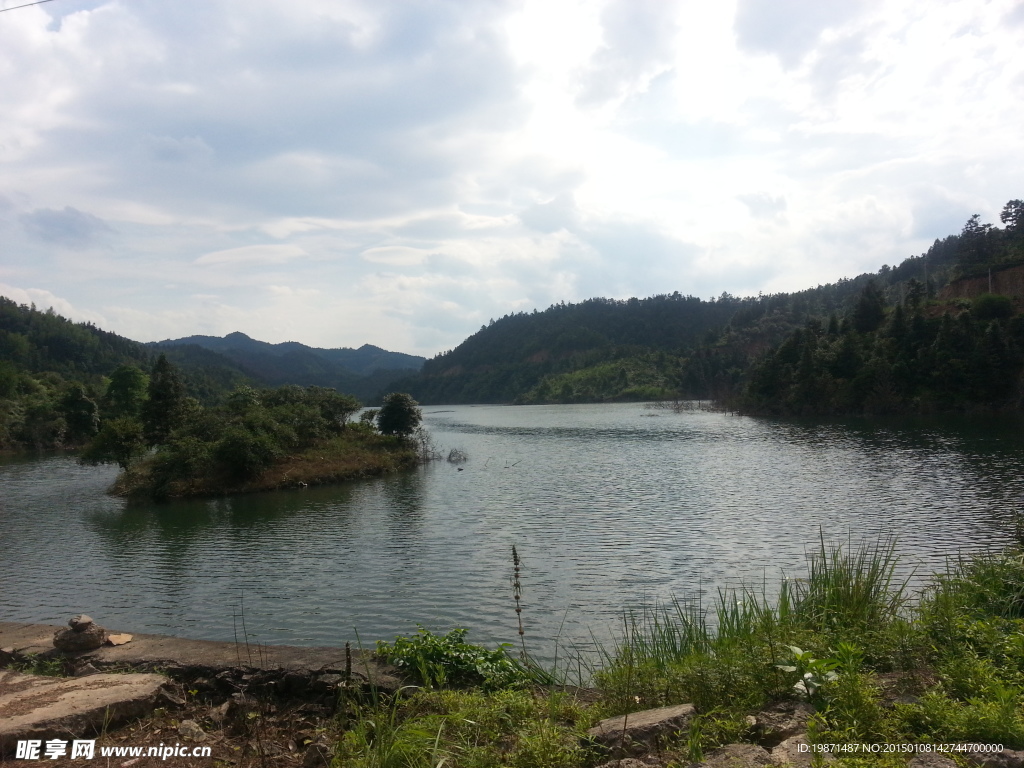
[940, 264, 1024, 310]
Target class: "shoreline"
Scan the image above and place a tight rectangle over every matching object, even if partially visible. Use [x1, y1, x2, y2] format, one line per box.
[0, 621, 402, 697]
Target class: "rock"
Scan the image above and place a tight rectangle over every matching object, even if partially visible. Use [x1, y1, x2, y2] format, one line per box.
[909, 755, 959, 768]
[106, 633, 133, 646]
[68, 615, 94, 632]
[967, 750, 1024, 768]
[0, 647, 16, 666]
[695, 743, 774, 767]
[155, 688, 185, 708]
[749, 700, 813, 748]
[53, 623, 106, 652]
[0, 669, 168, 754]
[769, 734, 834, 767]
[593, 760, 655, 768]
[210, 699, 235, 724]
[302, 741, 332, 768]
[587, 703, 695, 758]
[177, 719, 206, 742]
[73, 663, 99, 677]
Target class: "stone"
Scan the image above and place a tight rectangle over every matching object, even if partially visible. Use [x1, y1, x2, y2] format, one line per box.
[68, 615, 94, 632]
[302, 741, 332, 768]
[53, 623, 106, 652]
[73, 663, 99, 677]
[0, 647, 15, 666]
[749, 700, 813, 748]
[0, 669, 168, 754]
[177, 719, 207, 742]
[587, 703, 695, 758]
[909, 754, 959, 768]
[967, 750, 1024, 768]
[769, 734, 834, 767]
[155, 688, 185, 708]
[695, 743, 774, 767]
[593, 760, 655, 768]
[210, 699, 235, 723]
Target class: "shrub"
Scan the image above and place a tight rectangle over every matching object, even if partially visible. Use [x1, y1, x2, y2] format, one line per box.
[213, 427, 281, 480]
[376, 627, 529, 691]
[972, 293, 1014, 321]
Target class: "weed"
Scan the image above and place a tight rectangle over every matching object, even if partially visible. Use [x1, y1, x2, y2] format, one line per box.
[377, 627, 530, 691]
[11, 653, 65, 677]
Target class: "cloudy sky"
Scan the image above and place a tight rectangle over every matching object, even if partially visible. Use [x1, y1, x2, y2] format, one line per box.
[1, 0, 1022, 356]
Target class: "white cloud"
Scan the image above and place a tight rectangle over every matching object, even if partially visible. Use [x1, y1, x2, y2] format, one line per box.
[195, 244, 308, 266]
[0, 0, 1021, 356]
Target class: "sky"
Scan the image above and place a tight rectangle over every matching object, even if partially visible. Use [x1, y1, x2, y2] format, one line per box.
[1, 0, 1023, 357]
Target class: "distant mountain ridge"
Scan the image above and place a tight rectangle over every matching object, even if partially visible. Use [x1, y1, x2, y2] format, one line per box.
[151, 332, 425, 401]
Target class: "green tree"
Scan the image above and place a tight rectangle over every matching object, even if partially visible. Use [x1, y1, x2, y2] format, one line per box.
[377, 392, 422, 436]
[1000, 199, 1023, 231]
[60, 384, 100, 441]
[852, 282, 886, 334]
[142, 354, 186, 445]
[972, 294, 1013, 322]
[80, 417, 146, 470]
[104, 365, 149, 419]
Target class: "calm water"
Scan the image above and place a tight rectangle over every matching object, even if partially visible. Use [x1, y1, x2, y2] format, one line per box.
[1, 404, 1022, 661]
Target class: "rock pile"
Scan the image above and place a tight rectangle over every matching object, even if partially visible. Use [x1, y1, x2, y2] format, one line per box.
[52, 615, 106, 652]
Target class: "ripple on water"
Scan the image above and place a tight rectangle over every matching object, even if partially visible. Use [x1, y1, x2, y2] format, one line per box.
[1, 405, 1022, 662]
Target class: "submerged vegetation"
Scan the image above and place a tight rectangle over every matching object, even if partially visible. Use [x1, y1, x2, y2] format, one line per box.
[330, 532, 1024, 766]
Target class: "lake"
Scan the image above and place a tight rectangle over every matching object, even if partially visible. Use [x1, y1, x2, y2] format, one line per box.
[1, 403, 1021, 663]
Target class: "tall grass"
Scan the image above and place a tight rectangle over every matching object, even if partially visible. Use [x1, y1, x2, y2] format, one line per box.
[786, 534, 910, 634]
[593, 535, 914, 716]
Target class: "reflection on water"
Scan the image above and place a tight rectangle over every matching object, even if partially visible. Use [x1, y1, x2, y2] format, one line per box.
[1, 404, 1021, 661]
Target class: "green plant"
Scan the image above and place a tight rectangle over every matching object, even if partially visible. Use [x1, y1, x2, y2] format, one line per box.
[788, 534, 909, 637]
[12, 653, 65, 677]
[337, 690, 451, 768]
[377, 627, 530, 691]
[776, 645, 838, 703]
[507, 719, 585, 768]
[683, 709, 752, 763]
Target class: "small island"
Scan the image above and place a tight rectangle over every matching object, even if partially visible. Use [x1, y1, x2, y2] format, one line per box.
[80, 354, 423, 500]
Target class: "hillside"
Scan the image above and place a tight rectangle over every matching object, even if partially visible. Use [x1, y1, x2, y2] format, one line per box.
[399, 198, 1024, 407]
[153, 332, 424, 402]
[740, 199, 1024, 415]
[0, 304, 423, 452]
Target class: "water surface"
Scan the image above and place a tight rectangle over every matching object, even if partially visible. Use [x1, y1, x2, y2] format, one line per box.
[1, 404, 1020, 661]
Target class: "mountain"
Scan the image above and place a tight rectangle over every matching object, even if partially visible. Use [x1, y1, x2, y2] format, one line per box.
[399, 198, 1024, 407]
[152, 332, 425, 402]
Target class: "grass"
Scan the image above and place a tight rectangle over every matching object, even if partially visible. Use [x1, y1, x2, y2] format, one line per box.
[330, 531, 1024, 767]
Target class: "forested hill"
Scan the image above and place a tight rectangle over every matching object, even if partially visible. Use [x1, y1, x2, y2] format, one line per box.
[400, 198, 1024, 407]
[0, 298, 256, 450]
[0, 300, 426, 451]
[152, 332, 424, 401]
[740, 200, 1024, 415]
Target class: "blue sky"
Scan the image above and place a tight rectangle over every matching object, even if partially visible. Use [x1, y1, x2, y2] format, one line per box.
[1, 0, 1022, 355]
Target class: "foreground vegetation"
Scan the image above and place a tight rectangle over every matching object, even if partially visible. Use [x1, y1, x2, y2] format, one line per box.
[330, 530, 1024, 767]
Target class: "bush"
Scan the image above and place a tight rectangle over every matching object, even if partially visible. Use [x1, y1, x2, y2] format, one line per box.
[972, 293, 1014, 321]
[376, 627, 529, 691]
[214, 427, 281, 480]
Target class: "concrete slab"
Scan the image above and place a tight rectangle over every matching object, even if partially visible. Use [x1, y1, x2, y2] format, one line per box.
[0, 669, 168, 754]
